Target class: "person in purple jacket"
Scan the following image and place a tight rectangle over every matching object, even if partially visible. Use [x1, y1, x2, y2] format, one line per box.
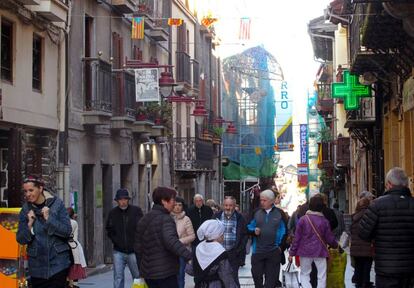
[288, 194, 338, 288]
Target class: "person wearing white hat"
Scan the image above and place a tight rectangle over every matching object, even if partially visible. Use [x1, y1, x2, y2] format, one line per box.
[193, 219, 237, 288]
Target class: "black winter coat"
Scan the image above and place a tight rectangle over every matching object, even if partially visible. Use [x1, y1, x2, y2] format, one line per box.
[106, 205, 143, 253]
[350, 207, 372, 257]
[134, 204, 192, 279]
[187, 204, 213, 243]
[359, 187, 414, 275]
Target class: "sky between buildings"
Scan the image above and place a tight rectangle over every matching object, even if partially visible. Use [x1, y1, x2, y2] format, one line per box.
[213, 0, 332, 167]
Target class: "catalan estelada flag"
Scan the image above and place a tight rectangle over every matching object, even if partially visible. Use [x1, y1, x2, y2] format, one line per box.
[132, 17, 144, 39]
[168, 18, 183, 26]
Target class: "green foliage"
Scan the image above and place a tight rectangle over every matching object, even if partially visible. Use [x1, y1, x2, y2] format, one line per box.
[212, 126, 225, 137]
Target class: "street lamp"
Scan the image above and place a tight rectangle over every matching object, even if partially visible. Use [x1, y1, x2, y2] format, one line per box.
[225, 122, 237, 134]
[158, 70, 177, 99]
[191, 100, 208, 125]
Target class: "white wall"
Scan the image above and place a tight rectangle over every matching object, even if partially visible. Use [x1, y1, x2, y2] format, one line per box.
[0, 10, 61, 130]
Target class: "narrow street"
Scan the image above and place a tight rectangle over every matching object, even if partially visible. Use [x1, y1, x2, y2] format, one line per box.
[78, 251, 374, 287]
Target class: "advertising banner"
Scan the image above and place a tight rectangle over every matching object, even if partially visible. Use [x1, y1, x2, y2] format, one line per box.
[297, 163, 308, 188]
[276, 81, 293, 151]
[300, 124, 308, 164]
[135, 68, 159, 102]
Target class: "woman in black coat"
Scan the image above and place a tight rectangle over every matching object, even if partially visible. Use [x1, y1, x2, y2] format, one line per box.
[134, 187, 192, 288]
[351, 197, 374, 288]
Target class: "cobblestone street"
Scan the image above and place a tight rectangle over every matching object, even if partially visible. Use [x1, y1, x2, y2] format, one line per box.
[79, 251, 375, 287]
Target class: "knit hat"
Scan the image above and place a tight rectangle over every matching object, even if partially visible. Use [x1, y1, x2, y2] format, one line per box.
[114, 188, 131, 201]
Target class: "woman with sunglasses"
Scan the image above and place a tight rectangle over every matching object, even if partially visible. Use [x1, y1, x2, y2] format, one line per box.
[16, 175, 73, 288]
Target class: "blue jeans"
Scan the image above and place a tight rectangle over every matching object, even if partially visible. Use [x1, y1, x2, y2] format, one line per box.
[113, 250, 140, 288]
[178, 257, 186, 288]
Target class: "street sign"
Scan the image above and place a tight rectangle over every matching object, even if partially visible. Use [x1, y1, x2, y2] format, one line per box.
[331, 70, 371, 110]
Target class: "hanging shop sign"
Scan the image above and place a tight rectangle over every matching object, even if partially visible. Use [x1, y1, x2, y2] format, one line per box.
[135, 68, 160, 102]
[297, 163, 308, 188]
[331, 70, 371, 110]
[276, 81, 293, 151]
[300, 124, 308, 164]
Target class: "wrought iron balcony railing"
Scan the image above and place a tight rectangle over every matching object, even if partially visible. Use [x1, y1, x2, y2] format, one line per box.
[84, 59, 112, 114]
[176, 51, 191, 85]
[173, 137, 196, 170]
[112, 71, 135, 118]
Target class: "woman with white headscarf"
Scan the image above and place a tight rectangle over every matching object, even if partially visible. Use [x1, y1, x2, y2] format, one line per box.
[193, 219, 237, 288]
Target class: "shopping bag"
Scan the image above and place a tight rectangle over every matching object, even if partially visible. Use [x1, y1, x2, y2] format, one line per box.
[327, 249, 347, 288]
[339, 231, 350, 248]
[131, 278, 148, 288]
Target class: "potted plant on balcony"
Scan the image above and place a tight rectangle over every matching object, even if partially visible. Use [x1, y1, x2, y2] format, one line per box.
[212, 126, 224, 145]
[146, 102, 161, 123]
[138, 0, 149, 13]
[136, 105, 148, 121]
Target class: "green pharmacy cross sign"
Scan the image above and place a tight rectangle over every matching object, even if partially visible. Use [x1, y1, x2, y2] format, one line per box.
[331, 70, 372, 110]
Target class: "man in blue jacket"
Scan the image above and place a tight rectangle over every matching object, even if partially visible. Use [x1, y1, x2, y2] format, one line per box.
[247, 189, 286, 288]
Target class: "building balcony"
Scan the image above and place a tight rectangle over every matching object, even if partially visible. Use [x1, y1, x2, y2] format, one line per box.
[336, 137, 350, 167]
[317, 142, 334, 169]
[82, 59, 113, 126]
[26, 0, 68, 22]
[349, 3, 402, 74]
[191, 59, 200, 91]
[176, 51, 192, 92]
[173, 137, 213, 171]
[111, 71, 135, 129]
[149, 28, 169, 42]
[111, 0, 136, 14]
[344, 98, 376, 129]
[18, 0, 41, 5]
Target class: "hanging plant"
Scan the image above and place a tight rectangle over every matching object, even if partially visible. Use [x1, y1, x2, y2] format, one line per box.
[212, 126, 225, 137]
[319, 127, 333, 143]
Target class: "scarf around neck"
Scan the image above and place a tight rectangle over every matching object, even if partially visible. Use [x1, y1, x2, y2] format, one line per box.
[196, 241, 225, 270]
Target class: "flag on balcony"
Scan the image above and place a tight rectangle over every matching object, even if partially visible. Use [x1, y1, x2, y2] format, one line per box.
[168, 18, 183, 26]
[317, 143, 322, 165]
[239, 17, 251, 40]
[201, 16, 218, 28]
[131, 17, 144, 39]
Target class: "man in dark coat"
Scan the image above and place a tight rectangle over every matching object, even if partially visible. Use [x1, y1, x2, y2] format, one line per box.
[359, 167, 414, 288]
[106, 188, 143, 288]
[187, 193, 213, 245]
[214, 196, 247, 286]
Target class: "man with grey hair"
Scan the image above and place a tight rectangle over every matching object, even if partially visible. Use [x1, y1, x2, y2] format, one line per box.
[247, 189, 286, 288]
[187, 194, 213, 246]
[360, 167, 414, 288]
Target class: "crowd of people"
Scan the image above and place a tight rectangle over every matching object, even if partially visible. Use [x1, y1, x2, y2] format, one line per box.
[16, 166, 414, 288]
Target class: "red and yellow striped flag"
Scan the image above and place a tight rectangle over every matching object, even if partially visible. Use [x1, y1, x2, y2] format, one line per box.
[168, 18, 183, 26]
[201, 16, 218, 28]
[131, 17, 144, 39]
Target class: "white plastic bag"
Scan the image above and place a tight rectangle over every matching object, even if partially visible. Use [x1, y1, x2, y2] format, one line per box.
[339, 231, 350, 248]
[131, 278, 148, 288]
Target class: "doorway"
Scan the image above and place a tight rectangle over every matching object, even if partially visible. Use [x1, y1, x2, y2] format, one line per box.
[82, 164, 95, 266]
